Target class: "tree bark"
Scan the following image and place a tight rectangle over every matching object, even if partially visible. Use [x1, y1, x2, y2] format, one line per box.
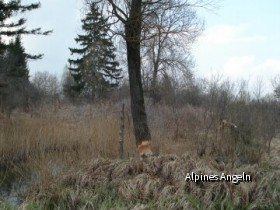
[125, 0, 151, 147]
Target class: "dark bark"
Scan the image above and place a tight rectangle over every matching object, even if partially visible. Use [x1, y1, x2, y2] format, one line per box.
[125, 0, 151, 146]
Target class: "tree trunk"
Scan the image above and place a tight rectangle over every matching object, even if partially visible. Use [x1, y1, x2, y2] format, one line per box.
[150, 36, 162, 103]
[125, 0, 152, 156]
[151, 61, 159, 103]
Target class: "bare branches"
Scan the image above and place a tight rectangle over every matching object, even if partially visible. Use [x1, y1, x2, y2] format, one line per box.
[87, 0, 210, 44]
[141, 0, 203, 43]
[272, 74, 280, 99]
[139, 0, 204, 98]
[107, 0, 128, 23]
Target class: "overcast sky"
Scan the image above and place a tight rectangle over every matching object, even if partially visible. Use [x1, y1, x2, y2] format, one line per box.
[20, 0, 280, 94]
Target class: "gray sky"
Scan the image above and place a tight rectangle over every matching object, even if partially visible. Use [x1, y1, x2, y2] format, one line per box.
[22, 0, 83, 78]
[20, 0, 280, 94]
[193, 0, 280, 93]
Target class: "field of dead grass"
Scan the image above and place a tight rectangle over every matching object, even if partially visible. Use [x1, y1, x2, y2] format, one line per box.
[0, 101, 203, 165]
[0, 101, 279, 209]
[22, 152, 279, 209]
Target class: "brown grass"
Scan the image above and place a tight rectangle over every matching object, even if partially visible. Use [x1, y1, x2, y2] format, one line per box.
[24, 153, 279, 209]
[0, 102, 279, 209]
[1, 104, 126, 162]
[0, 102, 204, 165]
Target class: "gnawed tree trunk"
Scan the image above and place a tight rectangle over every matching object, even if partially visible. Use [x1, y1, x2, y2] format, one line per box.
[125, 0, 152, 157]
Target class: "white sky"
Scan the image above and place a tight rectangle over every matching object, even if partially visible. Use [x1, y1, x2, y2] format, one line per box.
[193, 0, 280, 94]
[19, 0, 280, 95]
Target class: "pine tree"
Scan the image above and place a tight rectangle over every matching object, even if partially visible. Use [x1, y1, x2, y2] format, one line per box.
[5, 35, 29, 78]
[0, 0, 51, 58]
[68, 2, 122, 99]
[0, 0, 51, 40]
[0, 1, 50, 115]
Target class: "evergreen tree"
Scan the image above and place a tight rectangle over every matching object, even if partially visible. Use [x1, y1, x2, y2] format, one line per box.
[0, 1, 51, 41]
[0, 1, 50, 115]
[68, 2, 122, 99]
[5, 35, 29, 78]
[0, 0, 51, 59]
[61, 65, 79, 103]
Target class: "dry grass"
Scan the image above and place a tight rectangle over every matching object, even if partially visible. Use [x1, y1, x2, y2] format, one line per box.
[0, 102, 279, 209]
[22, 153, 280, 209]
[0, 106, 120, 162]
[0, 102, 205, 165]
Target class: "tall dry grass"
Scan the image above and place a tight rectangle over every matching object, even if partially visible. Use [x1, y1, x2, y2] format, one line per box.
[0, 100, 276, 171]
[0, 101, 208, 196]
[21, 152, 280, 209]
[0, 101, 279, 209]
[1, 104, 126, 163]
[0, 103, 125, 200]
[0, 101, 206, 166]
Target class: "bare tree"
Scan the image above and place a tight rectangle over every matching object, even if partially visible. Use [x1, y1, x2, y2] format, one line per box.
[141, 1, 202, 101]
[32, 71, 60, 103]
[87, 0, 214, 156]
[272, 74, 280, 99]
[253, 77, 264, 101]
